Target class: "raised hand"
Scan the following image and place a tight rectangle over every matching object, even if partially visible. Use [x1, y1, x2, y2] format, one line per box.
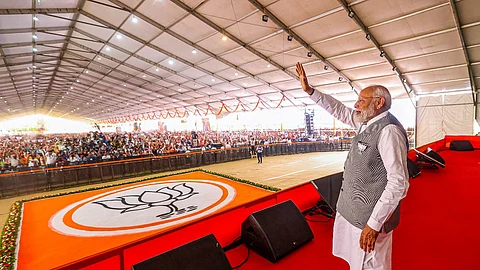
[296, 62, 313, 95]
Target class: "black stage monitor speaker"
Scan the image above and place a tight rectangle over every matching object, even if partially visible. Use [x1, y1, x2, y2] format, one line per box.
[311, 172, 343, 213]
[241, 200, 314, 263]
[407, 158, 421, 178]
[414, 148, 445, 168]
[450, 140, 474, 151]
[131, 234, 232, 270]
[426, 148, 445, 167]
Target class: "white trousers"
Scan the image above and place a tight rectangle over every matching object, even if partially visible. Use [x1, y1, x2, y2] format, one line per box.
[333, 213, 393, 270]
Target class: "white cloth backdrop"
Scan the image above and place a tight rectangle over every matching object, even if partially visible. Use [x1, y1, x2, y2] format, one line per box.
[416, 94, 474, 147]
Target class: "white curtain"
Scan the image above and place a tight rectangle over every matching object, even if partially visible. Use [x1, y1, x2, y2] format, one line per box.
[416, 94, 474, 147]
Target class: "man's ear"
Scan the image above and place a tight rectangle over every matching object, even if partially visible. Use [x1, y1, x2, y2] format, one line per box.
[376, 97, 385, 109]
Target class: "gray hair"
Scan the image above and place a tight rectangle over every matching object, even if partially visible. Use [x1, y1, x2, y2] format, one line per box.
[370, 85, 392, 110]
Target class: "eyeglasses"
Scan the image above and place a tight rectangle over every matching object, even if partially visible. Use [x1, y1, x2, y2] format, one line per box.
[355, 96, 381, 104]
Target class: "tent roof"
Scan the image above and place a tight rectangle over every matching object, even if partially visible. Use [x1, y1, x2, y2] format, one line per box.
[0, 0, 478, 121]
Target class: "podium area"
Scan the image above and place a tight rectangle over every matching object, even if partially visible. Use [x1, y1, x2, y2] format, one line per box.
[2, 136, 479, 269]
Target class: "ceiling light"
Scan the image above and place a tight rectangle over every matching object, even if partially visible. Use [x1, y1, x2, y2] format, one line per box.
[33, 15, 39, 21]
[222, 35, 227, 41]
[402, 78, 407, 83]
[32, 34, 38, 39]
[380, 51, 385, 57]
[348, 10, 355, 18]
[287, 35, 293, 41]
[211, 78, 215, 82]
[267, 64, 271, 68]
[192, 49, 197, 54]
[105, 46, 110, 51]
[178, 88, 182, 91]
[338, 77, 343, 81]
[97, 57, 101, 60]
[32, 65, 36, 69]
[168, 59, 174, 65]
[142, 75, 146, 78]
[32, 47, 38, 52]
[155, 68, 159, 71]
[392, 66, 397, 72]
[235, 72, 239, 76]
[123, 84, 126, 86]
[116, 34, 122, 39]
[76, 79, 80, 82]
[100, 96, 102, 98]
[262, 14, 269, 22]
[32, 76, 35, 79]
[365, 33, 371, 41]
[70, 86, 73, 89]
[85, 70, 89, 73]
[92, 99, 94, 102]
[307, 52, 313, 57]
[131, 16, 138, 23]
[27, 67, 31, 70]
[324, 65, 328, 70]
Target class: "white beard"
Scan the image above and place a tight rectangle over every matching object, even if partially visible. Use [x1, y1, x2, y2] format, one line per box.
[354, 102, 376, 123]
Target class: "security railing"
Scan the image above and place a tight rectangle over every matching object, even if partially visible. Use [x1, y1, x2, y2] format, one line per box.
[0, 140, 351, 198]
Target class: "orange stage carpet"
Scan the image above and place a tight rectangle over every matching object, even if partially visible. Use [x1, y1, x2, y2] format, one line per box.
[16, 171, 274, 270]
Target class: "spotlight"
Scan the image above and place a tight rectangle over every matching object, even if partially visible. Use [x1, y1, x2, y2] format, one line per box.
[287, 35, 293, 41]
[307, 52, 313, 57]
[324, 65, 328, 70]
[339, 77, 343, 81]
[348, 10, 355, 18]
[131, 16, 138, 23]
[380, 51, 385, 57]
[392, 66, 397, 72]
[192, 49, 197, 54]
[33, 15, 39, 21]
[32, 47, 38, 52]
[402, 78, 407, 83]
[116, 34, 122, 39]
[262, 14, 269, 22]
[222, 34, 227, 41]
[32, 33, 38, 39]
[365, 33, 370, 41]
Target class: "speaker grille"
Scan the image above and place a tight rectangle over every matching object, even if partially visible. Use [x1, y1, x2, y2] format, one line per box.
[132, 234, 232, 270]
[242, 200, 314, 262]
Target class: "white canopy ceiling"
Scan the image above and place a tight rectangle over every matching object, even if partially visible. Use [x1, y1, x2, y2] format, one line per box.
[0, 0, 478, 122]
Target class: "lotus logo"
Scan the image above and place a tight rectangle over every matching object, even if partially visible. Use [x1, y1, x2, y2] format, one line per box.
[49, 180, 235, 236]
[92, 183, 199, 219]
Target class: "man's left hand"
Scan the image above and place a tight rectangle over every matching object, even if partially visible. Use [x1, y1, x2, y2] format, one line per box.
[359, 224, 379, 253]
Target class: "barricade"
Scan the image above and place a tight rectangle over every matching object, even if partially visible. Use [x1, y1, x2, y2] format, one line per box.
[0, 141, 352, 198]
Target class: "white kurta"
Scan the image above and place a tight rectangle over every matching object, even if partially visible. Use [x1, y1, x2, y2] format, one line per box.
[310, 89, 409, 269]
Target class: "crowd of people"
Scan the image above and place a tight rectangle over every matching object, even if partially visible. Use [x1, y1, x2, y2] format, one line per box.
[0, 128, 360, 173]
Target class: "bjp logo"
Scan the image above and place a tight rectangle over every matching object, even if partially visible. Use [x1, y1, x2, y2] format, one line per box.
[50, 180, 235, 237]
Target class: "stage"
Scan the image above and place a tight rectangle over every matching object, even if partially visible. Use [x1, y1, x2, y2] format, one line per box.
[2, 137, 480, 269]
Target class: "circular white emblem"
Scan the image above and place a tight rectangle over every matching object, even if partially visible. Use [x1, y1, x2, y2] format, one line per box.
[49, 180, 236, 236]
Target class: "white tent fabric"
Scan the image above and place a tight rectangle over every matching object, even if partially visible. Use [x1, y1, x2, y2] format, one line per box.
[416, 93, 473, 146]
